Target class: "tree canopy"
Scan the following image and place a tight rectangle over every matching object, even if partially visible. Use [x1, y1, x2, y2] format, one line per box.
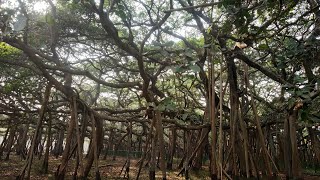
[0, 0, 319, 179]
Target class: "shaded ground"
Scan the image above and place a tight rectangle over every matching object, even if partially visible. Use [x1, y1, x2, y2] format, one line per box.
[0, 155, 211, 180]
[0, 155, 319, 179]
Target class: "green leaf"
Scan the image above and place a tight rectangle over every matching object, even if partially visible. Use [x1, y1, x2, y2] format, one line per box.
[222, 21, 233, 33]
[185, 51, 193, 58]
[288, 98, 296, 109]
[182, 113, 188, 121]
[160, 50, 169, 56]
[309, 114, 320, 123]
[164, 41, 174, 47]
[189, 64, 201, 73]
[203, 44, 211, 48]
[166, 103, 176, 111]
[302, 127, 309, 137]
[174, 66, 185, 73]
[115, 5, 127, 21]
[45, 13, 55, 25]
[258, 44, 269, 50]
[152, 41, 162, 47]
[300, 110, 308, 121]
[156, 105, 166, 111]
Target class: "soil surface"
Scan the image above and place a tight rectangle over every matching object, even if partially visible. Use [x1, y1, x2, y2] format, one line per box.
[0, 155, 319, 179]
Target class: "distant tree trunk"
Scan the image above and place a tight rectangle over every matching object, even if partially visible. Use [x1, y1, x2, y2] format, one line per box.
[245, 64, 273, 177]
[225, 48, 240, 177]
[193, 128, 209, 170]
[38, 130, 47, 159]
[217, 62, 225, 179]
[267, 125, 279, 173]
[42, 112, 52, 174]
[83, 112, 103, 178]
[167, 127, 176, 170]
[284, 105, 302, 179]
[208, 51, 217, 180]
[53, 127, 64, 157]
[177, 127, 209, 175]
[112, 131, 129, 160]
[149, 119, 157, 180]
[183, 130, 190, 179]
[90, 112, 101, 180]
[103, 128, 114, 159]
[55, 101, 76, 179]
[238, 109, 250, 178]
[17, 82, 52, 180]
[124, 121, 132, 179]
[71, 96, 85, 179]
[155, 110, 167, 179]
[4, 123, 17, 160]
[16, 126, 24, 156]
[308, 127, 320, 162]
[288, 108, 302, 178]
[136, 120, 154, 180]
[19, 124, 29, 159]
[137, 135, 142, 154]
[0, 125, 10, 159]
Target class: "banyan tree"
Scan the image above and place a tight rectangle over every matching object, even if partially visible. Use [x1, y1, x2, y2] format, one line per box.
[0, 0, 319, 179]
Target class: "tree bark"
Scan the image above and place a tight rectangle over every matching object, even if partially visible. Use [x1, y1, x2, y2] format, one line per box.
[289, 109, 302, 178]
[0, 125, 10, 159]
[83, 111, 103, 178]
[167, 127, 176, 170]
[41, 112, 52, 174]
[149, 117, 157, 180]
[308, 127, 320, 163]
[55, 102, 76, 179]
[155, 110, 167, 179]
[72, 96, 85, 179]
[4, 123, 16, 161]
[90, 112, 101, 179]
[208, 51, 217, 179]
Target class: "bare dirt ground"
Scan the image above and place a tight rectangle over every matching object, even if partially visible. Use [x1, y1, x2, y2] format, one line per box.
[0, 155, 319, 180]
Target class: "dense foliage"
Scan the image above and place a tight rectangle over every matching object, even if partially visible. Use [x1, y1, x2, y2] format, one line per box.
[0, 0, 319, 179]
